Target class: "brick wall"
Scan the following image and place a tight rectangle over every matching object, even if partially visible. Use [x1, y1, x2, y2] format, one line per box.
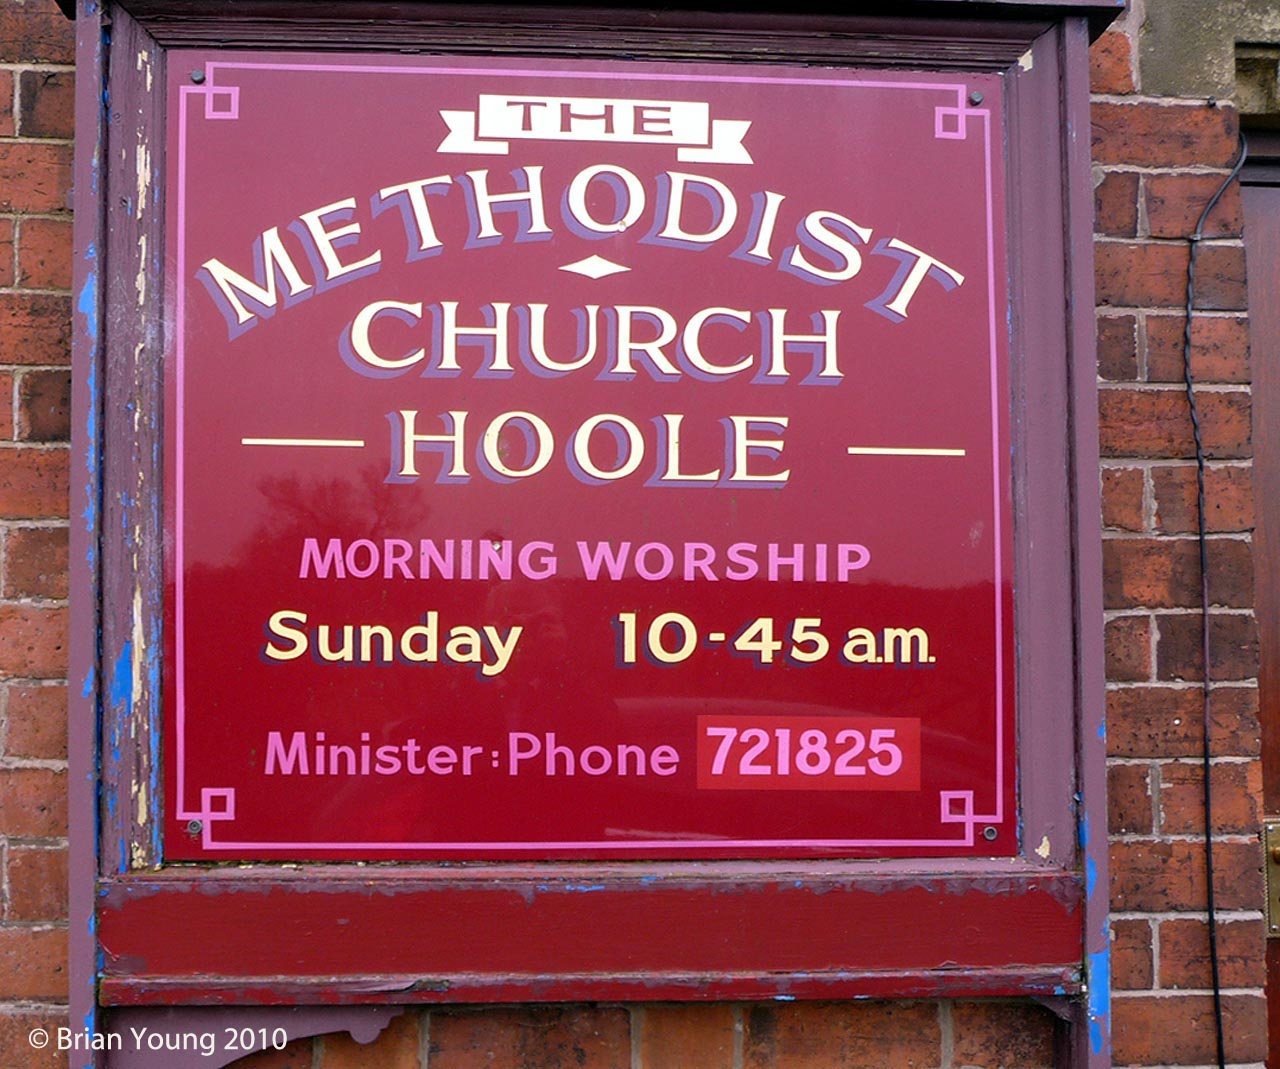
[0, 2, 74, 1066]
[1092, 7, 1267, 1066]
[224, 1003, 1058, 1069]
[0, 1, 1267, 1066]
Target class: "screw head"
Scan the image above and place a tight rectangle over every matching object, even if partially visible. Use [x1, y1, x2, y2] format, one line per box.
[187, 819, 203, 834]
[982, 825, 998, 841]
[969, 91, 984, 106]
[190, 70, 206, 85]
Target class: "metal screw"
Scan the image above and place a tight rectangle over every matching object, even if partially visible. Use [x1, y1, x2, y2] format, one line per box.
[969, 91, 984, 106]
[982, 825, 998, 841]
[190, 70, 206, 85]
[187, 819, 203, 834]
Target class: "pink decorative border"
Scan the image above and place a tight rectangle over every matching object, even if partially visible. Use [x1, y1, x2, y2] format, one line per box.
[173, 61, 1007, 853]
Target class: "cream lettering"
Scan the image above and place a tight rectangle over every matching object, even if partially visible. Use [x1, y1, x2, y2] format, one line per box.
[198, 164, 964, 336]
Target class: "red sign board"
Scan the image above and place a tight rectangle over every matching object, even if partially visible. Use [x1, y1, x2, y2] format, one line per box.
[164, 53, 1014, 860]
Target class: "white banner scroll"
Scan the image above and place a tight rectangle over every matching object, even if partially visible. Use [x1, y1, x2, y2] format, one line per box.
[438, 94, 753, 165]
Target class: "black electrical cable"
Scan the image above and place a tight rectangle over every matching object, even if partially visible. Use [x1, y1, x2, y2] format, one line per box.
[1181, 126, 1247, 1069]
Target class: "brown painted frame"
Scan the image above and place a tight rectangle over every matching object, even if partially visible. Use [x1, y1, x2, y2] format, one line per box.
[70, 2, 1113, 1066]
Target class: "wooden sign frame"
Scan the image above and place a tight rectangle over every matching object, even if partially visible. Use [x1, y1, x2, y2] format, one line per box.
[69, 2, 1115, 1065]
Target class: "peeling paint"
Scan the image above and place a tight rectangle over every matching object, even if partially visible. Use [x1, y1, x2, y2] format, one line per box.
[1018, 49, 1034, 71]
[1086, 948, 1110, 1054]
[1079, 813, 1098, 895]
[131, 585, 145, 723]
[1034, 835, 1050, 858]
[136, 48, 153, 93]
[109, 640, 134, 711]
[136, 140, 151, 222]
[135, 240, 147, 305]
[77, 249, 99, 345]
[134, 772, 148, 827]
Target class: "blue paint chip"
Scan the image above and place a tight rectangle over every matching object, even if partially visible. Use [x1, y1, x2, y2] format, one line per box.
[1086, 948, 1111, 1055]
[565, 883, 606, 893]
[1097, 718, 1106, 740]
[774, 995, 796, 1001]
[77, 253, 99, 345]
[1086, 855, 1098, 897]
[108, 640, 132, 710]
[1078, 811, 1090, 849]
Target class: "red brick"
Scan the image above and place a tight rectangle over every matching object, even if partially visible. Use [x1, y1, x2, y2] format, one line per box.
[950, 1001, 1055, 1068]
[0, 3, 76, 65]
[3, 526, 69, 599]
[18, 370, 71, 442]
[1146, 314, 1249, 384]
[1097, 314, 1137, 381]
[0, 218, 14, 287]
[1095, 242, 1246, 310]
[1106, 685, 1259, 759]
[1158, 758, 1261, 835]
[1102, 537, 1252, 609]
[18, 70, 74, 140]
[1092, 102, 1239, 169]
[6, 845, 68, 920]
[1089, 28, 1134, 94]
[742, 1002, 938, 1069]
[1145, 172, 1243, 240]
[1105, 614, 1151, 680]
[0, 603, 67, 678]
[0, 1010, 66, 1069]
[5, 682, 67, 759]
[0, 447, 69, 519]
[1110, 919, 1153, 989]
[320, 1010, 419, 1069]
[0, 370, 13, 440]
[1158, 917, 1265, 989]
[0, 293, 72, 365]
[17, 217, 73, 290]
[1098, 387, 1250, 459]
[0, 767, 67, 836]
[1156, 611, 1258, 681]
[1108, 762, 1152, 834]
[638, 1004, 735, 1069]
[1152, 463, 1253, 534]
[429, 1007, 628, 1069]
[1094, 170, 1138, 237]
[0, 69, 13, 136]
[0, 927, 66, 1000]
[0, 143, 72, 214]
[1111, 993, 1264, 1065]
[1110, 838, 1261, 912]
[226, 1038, 315, 1069]
[1101, 467, 1144, 531]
